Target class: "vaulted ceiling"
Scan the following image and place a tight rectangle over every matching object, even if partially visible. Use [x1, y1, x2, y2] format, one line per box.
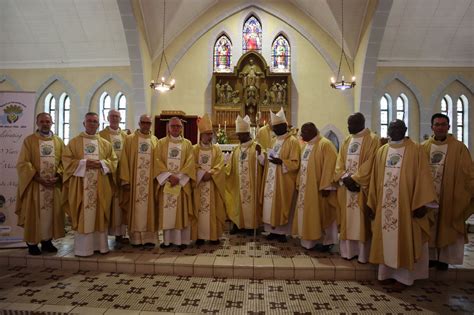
[0, 0, 472, 69]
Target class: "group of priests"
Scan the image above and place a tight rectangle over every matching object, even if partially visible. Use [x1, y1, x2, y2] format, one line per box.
[15, 107, 473, 287]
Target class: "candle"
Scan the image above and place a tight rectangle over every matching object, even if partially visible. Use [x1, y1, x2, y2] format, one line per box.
[224, 121, 227, 132]
[264, 120, 266, 126]
[218, 123, 221, 130]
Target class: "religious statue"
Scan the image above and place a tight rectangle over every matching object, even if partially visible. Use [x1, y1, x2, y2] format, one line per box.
[240, 59, 264, 119]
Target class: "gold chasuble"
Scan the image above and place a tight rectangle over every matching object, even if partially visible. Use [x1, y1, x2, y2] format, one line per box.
[99, 127, 128, 234]
[335, 129, 379, 242]
[225, 140, 263, 229]
[120, 130, 159, 236]
[292, 135, 338, 240]
[192, 144, 226, 241]
[16, 132, 65, 244]
[155, 137, 196, 231]
[422, 135, 474, 248]
[262, 133, 300, 228]
[368, 138, 437, 271]
[62, 133, 117, 234]
[256, 124, 274, 151]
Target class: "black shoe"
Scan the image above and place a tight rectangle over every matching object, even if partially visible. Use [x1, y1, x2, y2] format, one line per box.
[131, 244, 142, 248]
[40, 240, 58, 253]
[178, 244, 187, 250]
[27, 244, 41, 256]
[437, 262, 449, 271]
[277, 235, 287, 243]
[229, 225, 240, 235]
[160, 243, 171, 249]
[210, 240, 220, 245]
[195, 239, 205, 246]
[246, 229, 256, 236]
[143, 243, 155, 248]
[318, 244, 333, 253]
[266, 233, 278, 240]
[429, 260, 438, 268]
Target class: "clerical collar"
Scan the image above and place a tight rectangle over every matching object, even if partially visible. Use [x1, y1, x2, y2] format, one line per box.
[109, 126, 120, 134]
[306, 135, 319, 144]
[170, 135, 182, 141]
[355, 128, 368, 136]
[241, 139, 253, 148]
[389, 138, 404, 144]
[37, 130, 53, 137]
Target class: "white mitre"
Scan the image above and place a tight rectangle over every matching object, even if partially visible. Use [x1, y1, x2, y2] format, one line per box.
[270, 107, 287, 125]
[235, 115, 251, 133]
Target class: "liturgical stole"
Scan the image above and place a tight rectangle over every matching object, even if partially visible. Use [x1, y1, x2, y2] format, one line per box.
[296, 143, 314, 236]
[263, 138, 284, 224]
[109, 132, 123, 160]
[39, 139, 55, 240]
[133, 137, 152, 231]
[162, 141, 182, 230]
[381, 145, 405, 268]
[428, 143, 448, 234]
[83, 138, 99, 234]
[197, 148, 212, 239]
[344, 136, 364, 240]
[238, 143, 254, 228]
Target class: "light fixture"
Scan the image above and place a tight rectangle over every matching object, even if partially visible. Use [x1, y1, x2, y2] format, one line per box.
[330, 0, 356, 90]
[150, 0, 175, 92]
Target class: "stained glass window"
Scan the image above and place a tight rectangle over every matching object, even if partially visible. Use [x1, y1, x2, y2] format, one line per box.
[213, 35, 232, 72]
[271, 35, 290, 72]
[242, 16, 262, 53]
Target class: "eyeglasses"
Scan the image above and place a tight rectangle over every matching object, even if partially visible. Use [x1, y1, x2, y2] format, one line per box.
[169, 125, 183, 128]
[140, 121, 152, 124]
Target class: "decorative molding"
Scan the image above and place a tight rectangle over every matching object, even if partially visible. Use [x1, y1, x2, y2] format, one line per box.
[0, 59, 130, 70]
[0, 74, 23, 91]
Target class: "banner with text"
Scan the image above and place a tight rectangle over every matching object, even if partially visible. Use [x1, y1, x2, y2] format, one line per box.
[0, 91, 35, 247]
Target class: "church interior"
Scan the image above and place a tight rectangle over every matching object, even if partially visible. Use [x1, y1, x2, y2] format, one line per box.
[0, 0, 474, 313]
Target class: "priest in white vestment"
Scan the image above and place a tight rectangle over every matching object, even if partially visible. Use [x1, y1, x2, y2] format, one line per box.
[225, 115, 263, 235]
[368, 119, 438, 286]
[98, 109, 128, 244]
[192, 114, 226, 245]
[335, 113, 379, 262]
[62, 112, 117, 257]
[422, 113, 474, 270]
[120, 115, 159, 247]
[261, 107, 300, 243]
[155, 117, 196, 249]
[16, 112, 65, 255]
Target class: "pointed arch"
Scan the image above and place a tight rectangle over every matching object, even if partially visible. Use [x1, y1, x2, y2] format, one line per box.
[0, 74, 22, 91]
[213, 33, 233, 73]
[85, 74, 132, 112]
[271, 33, 291, 72]
[242, 14, 262, 53]
[35, 75, 80, 115]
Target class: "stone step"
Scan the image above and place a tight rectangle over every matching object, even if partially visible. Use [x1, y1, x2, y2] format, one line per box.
[1, 234, 473, 282]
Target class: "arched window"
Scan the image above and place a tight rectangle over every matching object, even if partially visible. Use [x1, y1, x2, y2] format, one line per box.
[99, 92, 112, 130]
[242, 15, 262, 53]
[396, 93, 408, 134]
[271, 35, 290, 72]
[61, 94, 70, 144]
[44, 93, 56, 134]
[380, 94, 391, 138]
[213, 35, 232, 72]
[456, 95, 468, 144]
[441, 95, 453, 133]
[116, 93, 127, 130]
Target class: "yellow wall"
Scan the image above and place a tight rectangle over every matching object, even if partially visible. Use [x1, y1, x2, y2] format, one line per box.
[0, 67, 132, 136]
[153, 1, 354, 139]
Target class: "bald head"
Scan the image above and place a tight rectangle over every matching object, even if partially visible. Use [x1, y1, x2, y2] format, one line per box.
[138, 114, 152, 134]
[107, 109, 121, 130]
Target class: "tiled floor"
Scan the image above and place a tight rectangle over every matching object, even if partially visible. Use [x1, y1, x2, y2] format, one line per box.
[1, 228, 474, 313]
[1, 265, 474, 314]
[2, 229, 474, 282]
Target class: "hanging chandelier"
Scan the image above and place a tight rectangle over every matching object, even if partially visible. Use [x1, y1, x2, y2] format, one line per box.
[150, 0, 175, 92]
[330, 0, 356, 90]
